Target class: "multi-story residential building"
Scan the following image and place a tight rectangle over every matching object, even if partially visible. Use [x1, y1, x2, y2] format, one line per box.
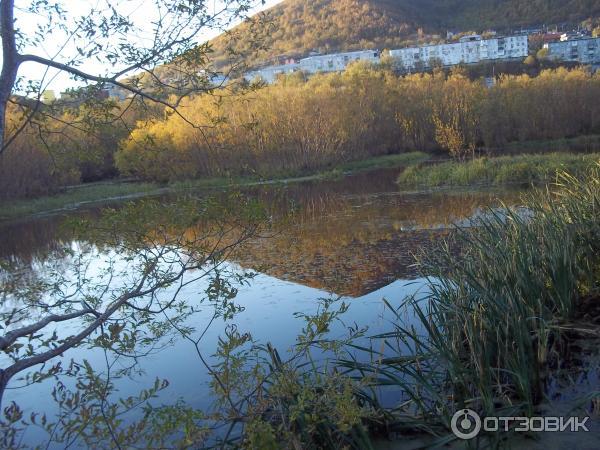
[560, 31, 591, 41]
[245, 62, 300, 84]
[244, 34, 532, 83]
[544, 37, 600, 64]
[245, 50, 380, 83]
[298, 50, 380, 73]
[389, 34, 528, 71]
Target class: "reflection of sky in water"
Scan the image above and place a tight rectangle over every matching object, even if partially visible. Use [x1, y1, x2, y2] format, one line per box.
[5, 254, 432, 447]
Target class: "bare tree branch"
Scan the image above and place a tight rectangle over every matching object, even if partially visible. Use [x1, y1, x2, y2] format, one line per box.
[0, 309, 100, 352]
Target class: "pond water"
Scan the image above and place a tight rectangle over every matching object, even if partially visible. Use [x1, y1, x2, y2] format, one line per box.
[0, 168, 528, 446]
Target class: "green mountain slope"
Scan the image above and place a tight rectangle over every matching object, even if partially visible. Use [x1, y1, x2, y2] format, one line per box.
[210, 0, 600, 67]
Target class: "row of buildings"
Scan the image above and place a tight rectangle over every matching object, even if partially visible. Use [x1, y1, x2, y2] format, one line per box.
[245, 32, 600, 84]
[245, 34, 530, 83]
[389, 34, 528, 70]
[41, 32, 600, 103]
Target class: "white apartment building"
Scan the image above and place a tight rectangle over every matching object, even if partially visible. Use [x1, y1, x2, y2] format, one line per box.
[298, 50, 380, 73]
[245, 50, 380, 83]
[544, 37, 600, 64]
[245, 63, 300, 83]
[389, 34, 528, 70]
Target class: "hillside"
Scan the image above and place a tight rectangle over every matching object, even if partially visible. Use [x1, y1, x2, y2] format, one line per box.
[210, 0, 600, 67]
[437, 0, 600, 29]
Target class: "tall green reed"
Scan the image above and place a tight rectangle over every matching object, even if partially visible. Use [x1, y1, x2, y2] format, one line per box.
[339, 166, 600, 444]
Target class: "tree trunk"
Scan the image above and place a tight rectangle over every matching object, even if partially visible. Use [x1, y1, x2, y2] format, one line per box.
[0, 0, 19, 152]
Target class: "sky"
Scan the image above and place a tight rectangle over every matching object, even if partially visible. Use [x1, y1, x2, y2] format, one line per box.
[10, 0, 284, 95]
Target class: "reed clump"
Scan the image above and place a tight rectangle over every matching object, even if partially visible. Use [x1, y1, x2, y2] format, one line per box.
[340, 166, 600, 443]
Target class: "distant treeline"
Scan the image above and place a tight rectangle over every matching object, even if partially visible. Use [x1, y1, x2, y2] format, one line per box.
[2, 64, 600, 197]
[0, 99, 158, 199]
[118, 65, 600, 180]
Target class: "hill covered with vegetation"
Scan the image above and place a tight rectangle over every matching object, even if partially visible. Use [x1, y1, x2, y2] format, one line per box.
[210, 0, 600, 67]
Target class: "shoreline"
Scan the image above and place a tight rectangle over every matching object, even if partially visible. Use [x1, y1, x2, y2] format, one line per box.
[3, 148, 600, 223]
[397, 152, 600, 188]
[0, 152, 429, 222]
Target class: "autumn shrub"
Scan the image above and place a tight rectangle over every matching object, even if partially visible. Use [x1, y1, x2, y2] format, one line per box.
[117, 64, 404, 181]
[0, 124, 79, 200]
[4, 66, 600, 196]
[1, 99, 151, 199]
[117, 66, 600, 183]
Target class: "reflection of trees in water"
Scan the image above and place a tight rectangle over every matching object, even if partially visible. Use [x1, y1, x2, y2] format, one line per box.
[0, 216, 75, 264]
[229, 180, 524, 296]
[245, 172, 523, 227]
[0, 196, 263, 413]
[238, 228, 452, 297]
[0, 176, 524, 297]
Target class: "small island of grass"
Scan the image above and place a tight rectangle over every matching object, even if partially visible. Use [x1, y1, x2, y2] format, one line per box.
[397, 152, 600, 187]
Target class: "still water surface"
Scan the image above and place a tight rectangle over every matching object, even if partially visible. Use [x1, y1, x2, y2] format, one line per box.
[0, 168, 527, 445]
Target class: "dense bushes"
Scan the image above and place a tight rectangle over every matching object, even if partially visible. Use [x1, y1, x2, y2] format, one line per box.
[0, 134, 79, 200]
[0, 99, 154, 199]
[117, 64, 400, 181]
[393, 66, 600, 158]
[0, 104, 79, 199]
[4, 65, 600, 196]
[118, 65, 600, 182]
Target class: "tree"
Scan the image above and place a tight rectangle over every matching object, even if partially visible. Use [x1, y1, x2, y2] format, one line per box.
[523, 55, 537, 66]
[536, 47, 549, 60]
[0, 0, 267, 155]
[432, 73, 482, 160]
[0, 0, 269, 410]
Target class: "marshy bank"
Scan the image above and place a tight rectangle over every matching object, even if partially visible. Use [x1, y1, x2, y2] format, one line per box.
[0, 152, 429, 221]
[2, 149, 595, 222]
[221, 167, 600, 448]
[398, 152, 600, 187]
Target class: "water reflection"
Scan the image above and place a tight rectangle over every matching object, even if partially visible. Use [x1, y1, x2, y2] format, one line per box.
[0, 168, 529, 447]
[0, 168, 525, 297]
